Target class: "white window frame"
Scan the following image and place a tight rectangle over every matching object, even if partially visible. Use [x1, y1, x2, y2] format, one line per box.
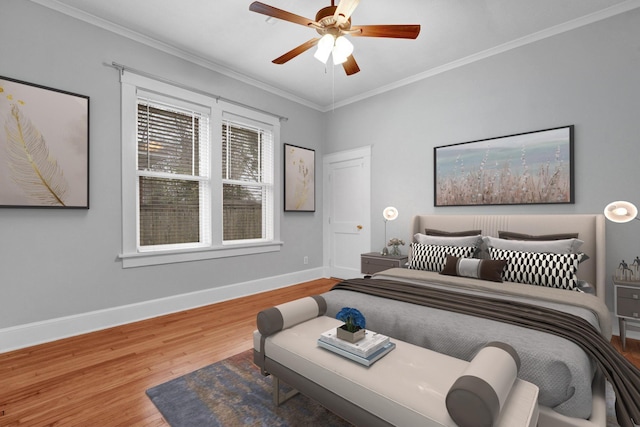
[119, 73, 282, 268]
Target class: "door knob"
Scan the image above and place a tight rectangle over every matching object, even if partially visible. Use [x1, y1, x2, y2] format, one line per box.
[357, 225, 363, 230]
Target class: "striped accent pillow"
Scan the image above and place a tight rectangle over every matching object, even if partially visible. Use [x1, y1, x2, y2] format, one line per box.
[440, 256, 508, 282]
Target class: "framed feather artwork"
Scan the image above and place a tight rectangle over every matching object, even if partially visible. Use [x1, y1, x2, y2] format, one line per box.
[0, 76, 89, 208]
[284, 143, 315, 212]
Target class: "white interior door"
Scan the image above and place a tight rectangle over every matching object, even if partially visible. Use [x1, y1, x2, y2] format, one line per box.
[323, 146, 371, 279]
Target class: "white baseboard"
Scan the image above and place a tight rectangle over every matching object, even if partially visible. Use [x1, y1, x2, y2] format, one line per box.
[3, 285, 633, 355]
[0, 267, 325, 354]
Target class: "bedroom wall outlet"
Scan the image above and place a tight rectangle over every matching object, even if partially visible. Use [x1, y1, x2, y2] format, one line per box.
[304, 256, 309, 265]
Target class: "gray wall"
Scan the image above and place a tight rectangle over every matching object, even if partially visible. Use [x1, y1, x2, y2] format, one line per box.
[0, 0, 325, 329]
[1, 1, 638, 333]
[325, 9, 640, 308]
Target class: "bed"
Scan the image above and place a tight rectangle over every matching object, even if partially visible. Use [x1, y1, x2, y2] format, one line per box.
[319, 214, 634, 427]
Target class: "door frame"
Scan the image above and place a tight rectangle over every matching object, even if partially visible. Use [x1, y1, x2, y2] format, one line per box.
[322, 145, 372, 278]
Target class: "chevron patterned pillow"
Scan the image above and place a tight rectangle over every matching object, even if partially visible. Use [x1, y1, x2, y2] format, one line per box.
[409, 243, 475, 272]
[489, 247, 584, 291]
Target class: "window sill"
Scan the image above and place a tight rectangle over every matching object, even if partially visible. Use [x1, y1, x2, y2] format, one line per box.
[119, 241, 284, 268]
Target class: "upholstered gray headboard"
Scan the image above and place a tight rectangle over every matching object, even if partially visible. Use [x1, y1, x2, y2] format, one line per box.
[411, 214, 606, 299]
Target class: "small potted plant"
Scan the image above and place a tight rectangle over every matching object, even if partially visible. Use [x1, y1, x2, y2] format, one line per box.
[336, 307, 366, 343]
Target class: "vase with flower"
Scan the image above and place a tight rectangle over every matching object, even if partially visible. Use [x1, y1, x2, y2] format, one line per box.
[335, 307, 366, 343]
[387, 237, 405, 256]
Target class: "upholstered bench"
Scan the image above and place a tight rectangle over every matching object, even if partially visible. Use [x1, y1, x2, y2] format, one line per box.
[253, 296, 540, 427]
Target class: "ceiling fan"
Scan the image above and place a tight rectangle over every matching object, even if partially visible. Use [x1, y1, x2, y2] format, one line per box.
[249, 0, 420, 76]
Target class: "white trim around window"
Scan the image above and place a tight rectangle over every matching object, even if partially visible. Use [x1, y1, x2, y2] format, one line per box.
[119, 72, 282, 268]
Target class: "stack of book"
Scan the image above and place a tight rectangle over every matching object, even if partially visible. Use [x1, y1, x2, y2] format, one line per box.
[317, 328, 395, 366]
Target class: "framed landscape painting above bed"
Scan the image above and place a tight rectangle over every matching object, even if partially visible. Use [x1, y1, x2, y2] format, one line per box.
[434, 125, 574, 207]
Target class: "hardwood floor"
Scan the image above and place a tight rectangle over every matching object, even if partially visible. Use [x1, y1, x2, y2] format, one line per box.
[0, 278, 339, 427]
[1, 277, 639, 426]
[611, 334, 640, 369]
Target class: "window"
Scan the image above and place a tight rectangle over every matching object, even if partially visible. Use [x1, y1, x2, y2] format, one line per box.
[137, 100, 210, 249]
[222, 117, 274, 243]
[120, 73, 281, 267]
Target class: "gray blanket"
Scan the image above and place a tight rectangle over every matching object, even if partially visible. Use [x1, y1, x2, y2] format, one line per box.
[322, 275, 639, 426]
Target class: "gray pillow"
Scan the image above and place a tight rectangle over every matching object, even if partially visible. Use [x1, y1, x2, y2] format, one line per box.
[425, 228, 482, 237]
[483, 235, 584, 254]
[414, 233, 482, 248]
[446, 342, 521, 427]
[498, 231, 579, 241]
[414, 233, 483, 259]
[257, 295, 327, 336]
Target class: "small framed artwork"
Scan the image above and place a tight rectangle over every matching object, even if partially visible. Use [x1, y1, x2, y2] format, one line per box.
[0, 76, 89, 208]
[284, 143, 315, 212]
[434, 125, 574, 207]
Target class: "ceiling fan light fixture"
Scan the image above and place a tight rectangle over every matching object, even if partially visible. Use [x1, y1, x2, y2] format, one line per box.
[332, 51, 347, 65]
[314, 34, 334, 64]
[249, 1, 420, 75]
[331, 36, 353, 64]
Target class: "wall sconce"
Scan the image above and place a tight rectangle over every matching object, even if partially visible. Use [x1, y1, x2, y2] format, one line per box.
[382, 206, 398, 255]
[604, 201, 639, 223]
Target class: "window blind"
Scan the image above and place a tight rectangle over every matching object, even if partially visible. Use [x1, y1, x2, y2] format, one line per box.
[222, 120, 273, 241]
[137, 100, 210, 247]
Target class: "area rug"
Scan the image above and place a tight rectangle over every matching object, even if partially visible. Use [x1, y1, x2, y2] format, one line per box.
[147, 349, 621, 427]
[146, 349, 351, 427]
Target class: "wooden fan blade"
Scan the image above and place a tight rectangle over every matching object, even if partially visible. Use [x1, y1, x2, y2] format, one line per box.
[249, 2, 318, 27]
[351, 25, 421, 39]
[272, 38, 320, 64]
[342, 55, 360, 76]
[334, 0, 360, 24]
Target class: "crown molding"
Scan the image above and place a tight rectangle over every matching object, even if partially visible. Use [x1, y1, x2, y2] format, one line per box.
[29, 0, 640, 112]
[324, 0, 640, 111]
[28, 0, 325, 111]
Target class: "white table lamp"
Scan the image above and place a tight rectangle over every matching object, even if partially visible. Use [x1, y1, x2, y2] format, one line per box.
[382, 207, 398, 255]
[604, 201, 639, 282]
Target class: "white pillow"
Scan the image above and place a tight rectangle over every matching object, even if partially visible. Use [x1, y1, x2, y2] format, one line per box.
[483, 236, 583, 254]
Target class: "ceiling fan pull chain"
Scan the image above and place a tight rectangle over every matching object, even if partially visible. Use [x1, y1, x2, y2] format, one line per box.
[332, 62, 335, 113]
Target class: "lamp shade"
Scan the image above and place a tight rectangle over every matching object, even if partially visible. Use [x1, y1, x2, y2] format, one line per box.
[314, 34, 334, 64]
[383, 206, 398, 221]
[331, 36, 354, 65]
[604, 201, 638, 223]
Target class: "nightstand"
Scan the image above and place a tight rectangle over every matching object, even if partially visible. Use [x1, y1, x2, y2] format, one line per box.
[361, 252, 408, 275]
[613, 276, 640, 351]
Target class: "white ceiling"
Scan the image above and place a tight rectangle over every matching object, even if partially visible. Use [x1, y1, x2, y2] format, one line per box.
[33, 0, 639, 110]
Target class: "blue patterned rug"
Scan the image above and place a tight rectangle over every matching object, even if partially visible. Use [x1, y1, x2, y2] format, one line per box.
[146, 349, 351, 427]
[147, 349, 620, 426]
